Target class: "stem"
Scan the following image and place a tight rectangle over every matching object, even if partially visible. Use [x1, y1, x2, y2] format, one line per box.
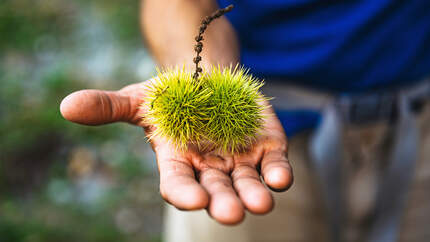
[192, 4, 234, 81]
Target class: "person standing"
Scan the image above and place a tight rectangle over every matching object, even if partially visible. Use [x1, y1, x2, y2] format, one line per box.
[60, 1, 430, 241]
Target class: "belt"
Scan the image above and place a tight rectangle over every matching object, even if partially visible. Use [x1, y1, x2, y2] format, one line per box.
[263, 79, 430, 242]
[262, 79, 430, 124]
[336, 81, 430, 124]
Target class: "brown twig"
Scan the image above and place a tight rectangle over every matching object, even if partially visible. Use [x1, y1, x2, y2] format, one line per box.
[193, 4, 234, 81]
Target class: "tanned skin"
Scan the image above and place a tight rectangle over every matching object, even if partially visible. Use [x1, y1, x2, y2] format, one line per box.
[60, 0, 293, 225]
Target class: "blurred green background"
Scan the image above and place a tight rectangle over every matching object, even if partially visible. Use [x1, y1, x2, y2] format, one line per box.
[0, 0, 163, 241]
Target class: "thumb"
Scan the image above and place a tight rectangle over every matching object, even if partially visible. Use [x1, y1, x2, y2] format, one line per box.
[60, 85, 143, 126]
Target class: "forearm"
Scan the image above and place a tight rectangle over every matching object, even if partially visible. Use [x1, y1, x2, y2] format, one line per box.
[140, 0, 239, 69]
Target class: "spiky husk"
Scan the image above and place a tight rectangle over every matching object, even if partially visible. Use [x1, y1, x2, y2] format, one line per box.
[142, 66, 268, 153]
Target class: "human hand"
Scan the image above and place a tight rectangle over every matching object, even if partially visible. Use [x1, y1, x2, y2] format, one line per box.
[60, 81, 293, 225]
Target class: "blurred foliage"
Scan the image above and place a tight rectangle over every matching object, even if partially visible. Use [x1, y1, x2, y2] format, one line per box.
[0, 0, 161, 241]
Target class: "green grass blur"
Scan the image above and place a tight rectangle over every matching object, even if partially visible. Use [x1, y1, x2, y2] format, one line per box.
[0, 1, 161, 241]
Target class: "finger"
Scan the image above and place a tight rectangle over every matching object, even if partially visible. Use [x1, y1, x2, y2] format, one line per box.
[199, 168, 245, 225]
[60, 83, 144, 125]
[157, 145, 209, 210]
[261, 149, 293, 192]
[232, 163, 273, 214]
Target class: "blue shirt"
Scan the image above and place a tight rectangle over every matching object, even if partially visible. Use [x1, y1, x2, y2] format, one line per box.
[218, 0, 430, 93]
[217, 0, 430, 136]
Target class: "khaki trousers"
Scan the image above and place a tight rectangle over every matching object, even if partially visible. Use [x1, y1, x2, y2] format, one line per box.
[163, 103, 430, 242]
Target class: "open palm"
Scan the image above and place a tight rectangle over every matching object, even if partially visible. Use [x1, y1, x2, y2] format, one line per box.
[60, 81, 293, 225]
